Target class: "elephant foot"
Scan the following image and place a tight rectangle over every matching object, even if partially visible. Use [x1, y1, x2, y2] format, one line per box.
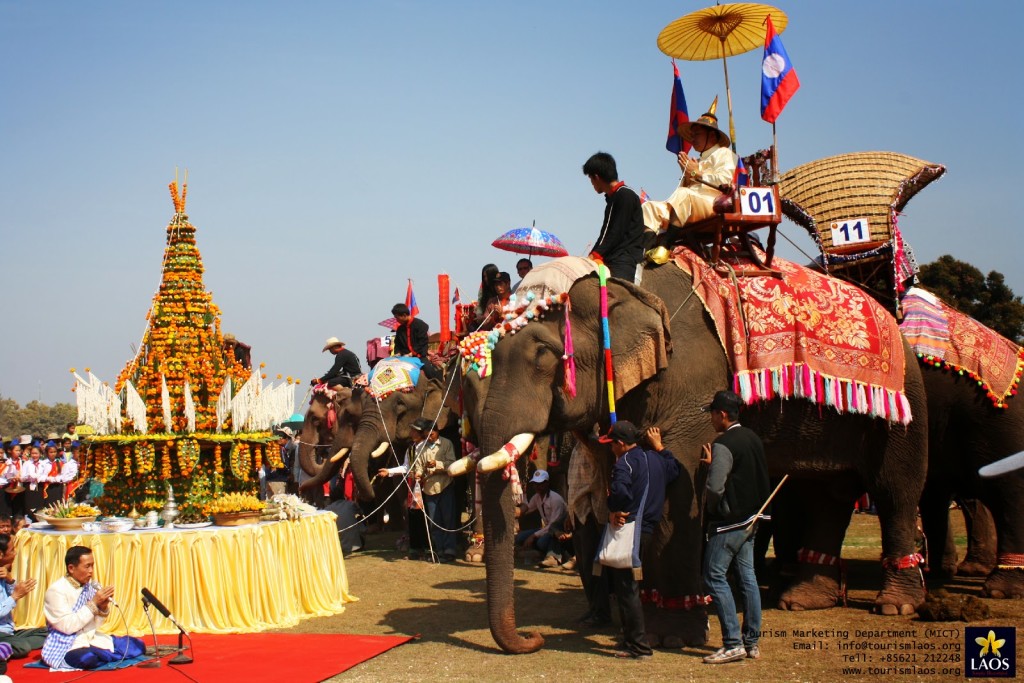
[982, 568, 1024, 599]
[778, 568, 841, 611]
[643, 604, 709, 648]
[957, 558, 996, 577]
[873, 559, 926, 616]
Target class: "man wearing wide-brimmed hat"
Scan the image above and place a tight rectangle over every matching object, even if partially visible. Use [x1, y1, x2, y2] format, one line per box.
[642, 97, 739, 232]
[314, 337, 362, 388]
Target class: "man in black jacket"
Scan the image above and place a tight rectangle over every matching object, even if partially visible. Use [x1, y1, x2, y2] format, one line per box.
[391, 304, 429, 359]
[315, 337, 362, 387]
[700, 390, 771, 664]
[582, 152, 645, 282]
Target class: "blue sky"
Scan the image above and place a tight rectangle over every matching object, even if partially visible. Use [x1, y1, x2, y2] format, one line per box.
[2, 0, 1021, 406]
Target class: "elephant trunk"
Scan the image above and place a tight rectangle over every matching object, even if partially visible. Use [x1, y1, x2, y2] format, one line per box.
[297, 418, 323, 478]
[346, 425, 386, 502]
[481, 469, 545, 654]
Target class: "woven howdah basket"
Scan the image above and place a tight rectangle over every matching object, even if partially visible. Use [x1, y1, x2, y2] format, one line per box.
[779, 151, 945, 254]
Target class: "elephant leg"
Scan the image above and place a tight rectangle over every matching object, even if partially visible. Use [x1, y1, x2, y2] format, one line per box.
[777, 480, 855, 611]
[871, 470, 928, 615]
[957, 498, 997, 577]
[981, 486, 1024, 599]
[919, 480, 955, 578]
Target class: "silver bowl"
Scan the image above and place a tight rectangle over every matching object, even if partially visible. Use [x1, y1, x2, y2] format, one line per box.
[101, 517, 136, 533]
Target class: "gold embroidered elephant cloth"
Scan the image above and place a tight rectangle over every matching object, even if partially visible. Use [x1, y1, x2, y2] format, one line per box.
[671, 246, 910, 424]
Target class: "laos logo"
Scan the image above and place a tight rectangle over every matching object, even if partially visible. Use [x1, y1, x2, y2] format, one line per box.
[966, 627, 1015, 678]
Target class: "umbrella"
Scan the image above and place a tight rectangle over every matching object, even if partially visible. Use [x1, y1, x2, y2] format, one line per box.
[492, 224, 569, 258]
[658, 3, 788, 151]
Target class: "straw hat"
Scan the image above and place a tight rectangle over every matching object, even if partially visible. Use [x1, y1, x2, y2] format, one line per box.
[322, 337, 345, 352]
[677, 96, 730, 148]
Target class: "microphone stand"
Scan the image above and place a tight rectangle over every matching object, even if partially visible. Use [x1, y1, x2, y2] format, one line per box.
[169, 628, 193, 665]
[138, 600, 162, 668]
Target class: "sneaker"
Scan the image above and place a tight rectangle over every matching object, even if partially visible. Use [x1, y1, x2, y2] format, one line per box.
[613, 650, 652, 661]
[560, 558, 577, 571]
[703, 646, 747, 664]
[746, 645, 761, 659]
[539, 553, 561, 568]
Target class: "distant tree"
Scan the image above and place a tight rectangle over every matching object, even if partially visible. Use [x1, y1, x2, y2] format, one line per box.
[918, 255, 1024, 344]
[0, 395, 77, 440]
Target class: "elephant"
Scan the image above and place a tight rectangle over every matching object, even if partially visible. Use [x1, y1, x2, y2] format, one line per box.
[305, 357, 463, 505]
[467, 261, 929, 654]
[297, 385, 362, 483]
[915, 369, 1024, 599]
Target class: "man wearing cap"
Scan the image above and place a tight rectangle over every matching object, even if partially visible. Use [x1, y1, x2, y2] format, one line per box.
[315, 338, 362, 388]
[582, 152, 645, 282]
[642, 98, 739, 232]
[600, 421, 680, 660]
[410, 418, 458, 563]
[699, 390, 771, 664]
[515, 469, 568, 568]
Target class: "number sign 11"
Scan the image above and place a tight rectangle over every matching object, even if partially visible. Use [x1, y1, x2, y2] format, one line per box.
[739, 187, 776, 216]
[830, 218, 871, 247]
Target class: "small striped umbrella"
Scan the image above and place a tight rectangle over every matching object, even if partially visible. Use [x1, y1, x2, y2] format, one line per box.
[492, 224, 569, 258]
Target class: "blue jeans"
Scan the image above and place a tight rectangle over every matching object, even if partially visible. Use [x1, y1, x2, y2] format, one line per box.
[703, 526, 761, 649]
[423, 485, 457, 557]
[514, 529, 562, 557]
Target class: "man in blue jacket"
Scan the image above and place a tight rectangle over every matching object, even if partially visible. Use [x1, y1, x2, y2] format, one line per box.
[599, 421, 681, 660]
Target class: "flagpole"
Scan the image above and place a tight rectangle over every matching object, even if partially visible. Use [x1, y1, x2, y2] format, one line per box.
[771, 122, 779, 184]
[720, 38, 737, 153]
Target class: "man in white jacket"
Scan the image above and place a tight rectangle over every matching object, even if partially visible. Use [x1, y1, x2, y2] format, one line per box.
[41, 546, 143, 670]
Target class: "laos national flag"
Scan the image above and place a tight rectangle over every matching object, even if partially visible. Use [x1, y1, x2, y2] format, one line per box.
[760, 15, 800, 124]
[666, 61, 691, 155]
[405, 279, 420, 318]
[733, 159, 749, 187]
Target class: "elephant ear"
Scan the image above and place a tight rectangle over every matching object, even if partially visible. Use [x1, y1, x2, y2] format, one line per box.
[569, 273, 672, 400]
[419, 376, 451, 430]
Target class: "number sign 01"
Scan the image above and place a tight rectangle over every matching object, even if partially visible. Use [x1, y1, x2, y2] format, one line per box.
[829, 218, 871, 247]
[739, 187, 776, 216]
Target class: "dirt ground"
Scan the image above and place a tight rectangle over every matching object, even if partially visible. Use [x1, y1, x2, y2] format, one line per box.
[285, 514, 1024, 682]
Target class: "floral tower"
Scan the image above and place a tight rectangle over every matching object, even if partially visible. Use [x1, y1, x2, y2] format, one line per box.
[77, 176, 295, 519]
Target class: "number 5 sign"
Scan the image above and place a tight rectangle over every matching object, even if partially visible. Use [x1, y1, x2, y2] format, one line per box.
[830, 218, 871, 247]
[739, 187, 777, 217]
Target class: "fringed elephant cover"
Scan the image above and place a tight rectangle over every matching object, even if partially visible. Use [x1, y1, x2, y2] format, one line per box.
[900, 287, 1024, 408]
[671, 246, 910, 424]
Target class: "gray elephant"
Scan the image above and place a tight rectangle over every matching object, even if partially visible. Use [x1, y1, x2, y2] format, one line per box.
[297, 385, 361, 484]
[466, 261, 929, 654]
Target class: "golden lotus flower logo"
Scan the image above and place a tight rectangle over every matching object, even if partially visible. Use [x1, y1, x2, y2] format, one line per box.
[976, 629, 1006, 658]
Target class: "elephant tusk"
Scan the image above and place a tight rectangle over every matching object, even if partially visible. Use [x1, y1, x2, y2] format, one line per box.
[329, 447, 350, 463]
[478, 433, 535, 473]
[370, 442, 389, 458]
[448, 456, 476, 477]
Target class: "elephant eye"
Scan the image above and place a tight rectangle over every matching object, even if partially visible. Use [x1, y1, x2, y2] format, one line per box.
[534, 343, 560, 373]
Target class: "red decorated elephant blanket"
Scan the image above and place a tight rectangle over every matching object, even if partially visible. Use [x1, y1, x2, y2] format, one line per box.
[671, 246, 911, 424]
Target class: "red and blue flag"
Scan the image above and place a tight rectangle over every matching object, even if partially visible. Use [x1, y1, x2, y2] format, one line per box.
[405, 280, 420, 318]
[733, 159, 749, 187]
[760, 15, 800, 124]
[639, 188, 650, 204]
[666, 60, 691, 155]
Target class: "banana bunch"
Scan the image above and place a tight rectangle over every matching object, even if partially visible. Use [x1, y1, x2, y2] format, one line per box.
[208, 493, 264, 514]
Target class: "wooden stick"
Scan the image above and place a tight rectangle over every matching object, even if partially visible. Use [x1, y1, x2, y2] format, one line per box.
[746, 473, 789, 529]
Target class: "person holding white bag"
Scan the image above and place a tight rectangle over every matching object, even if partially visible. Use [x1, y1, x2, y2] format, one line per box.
[597, 421, 680, 660]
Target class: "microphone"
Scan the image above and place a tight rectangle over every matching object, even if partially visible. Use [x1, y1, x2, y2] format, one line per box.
[141, 587, 189, 635]
[90, 581, 117, 608]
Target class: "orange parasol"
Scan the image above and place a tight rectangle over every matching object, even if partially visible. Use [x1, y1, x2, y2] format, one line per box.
[658, 3, 788, 151]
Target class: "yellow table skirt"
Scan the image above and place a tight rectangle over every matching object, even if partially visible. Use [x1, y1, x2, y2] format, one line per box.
[12, 512, 356, 635]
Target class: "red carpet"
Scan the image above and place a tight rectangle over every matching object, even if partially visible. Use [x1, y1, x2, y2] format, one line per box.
[8, 632, 413, 683]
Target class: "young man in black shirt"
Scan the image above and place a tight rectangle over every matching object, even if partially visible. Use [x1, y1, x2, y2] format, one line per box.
[582, 152, 645, 282]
